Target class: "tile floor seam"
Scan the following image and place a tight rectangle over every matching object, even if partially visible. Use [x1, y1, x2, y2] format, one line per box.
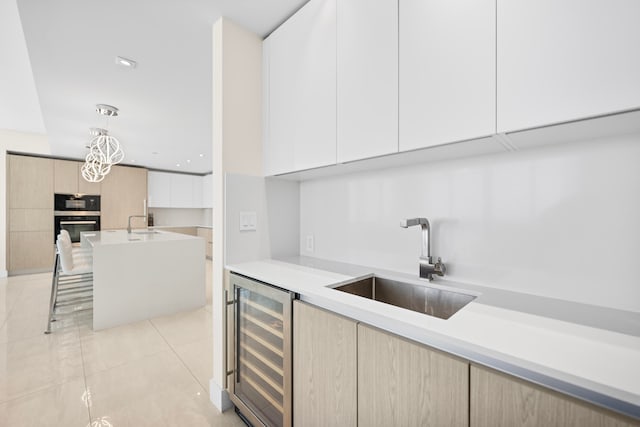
[0, 373, 87, 405]
[77, 320, 94, 426]
[78, 319, 170, 375]
[148, 319, 209, 394]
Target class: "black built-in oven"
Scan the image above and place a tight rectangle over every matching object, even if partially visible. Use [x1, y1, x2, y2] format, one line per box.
[54, 194, 101, 243]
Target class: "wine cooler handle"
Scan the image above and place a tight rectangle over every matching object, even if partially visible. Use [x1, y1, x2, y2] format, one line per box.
[225, 290, 235, 379]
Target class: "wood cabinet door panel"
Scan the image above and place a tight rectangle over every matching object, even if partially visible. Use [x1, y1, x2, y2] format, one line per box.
[470, 365, 639, 427]
[358, 323, 469, 427]
[8, 155, 53, 209]
[293, 301, 357, 427]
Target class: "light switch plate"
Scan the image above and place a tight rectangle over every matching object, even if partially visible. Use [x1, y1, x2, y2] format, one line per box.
[306, 234, 314, 252]
[239, 211, 257, 231]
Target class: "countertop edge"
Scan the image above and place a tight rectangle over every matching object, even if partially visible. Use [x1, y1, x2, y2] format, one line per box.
[226, 259, 640, 422]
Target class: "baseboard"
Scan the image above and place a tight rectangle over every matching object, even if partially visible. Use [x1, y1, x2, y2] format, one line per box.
[210, 378, 233, 412]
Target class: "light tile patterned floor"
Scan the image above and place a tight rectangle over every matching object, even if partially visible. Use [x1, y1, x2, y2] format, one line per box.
[0, 261, 244, 427]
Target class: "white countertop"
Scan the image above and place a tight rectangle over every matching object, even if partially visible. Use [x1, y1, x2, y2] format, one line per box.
[82, 229, 200, 247]
[149, 225, 212, 229]
[227, 257, 640, 420]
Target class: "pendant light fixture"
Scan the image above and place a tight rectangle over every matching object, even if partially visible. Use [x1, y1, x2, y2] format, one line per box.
[82, 104, 125, 182]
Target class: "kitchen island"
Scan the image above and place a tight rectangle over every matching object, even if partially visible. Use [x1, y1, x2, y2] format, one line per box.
[82, 229, 205, 330]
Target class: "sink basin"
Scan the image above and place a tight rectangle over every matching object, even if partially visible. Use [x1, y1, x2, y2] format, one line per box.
[334, 276, 476, 320]
[132, 230, 160, 235]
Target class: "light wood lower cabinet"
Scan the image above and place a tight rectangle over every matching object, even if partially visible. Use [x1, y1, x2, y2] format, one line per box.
[470, 365, 639, 427]
[8, 231, 54, 272]
[293, 301, 357, 427]
[358, 324, 469, 427]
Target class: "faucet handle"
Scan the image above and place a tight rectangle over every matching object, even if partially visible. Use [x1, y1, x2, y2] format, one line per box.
[434, 257, 446, 276]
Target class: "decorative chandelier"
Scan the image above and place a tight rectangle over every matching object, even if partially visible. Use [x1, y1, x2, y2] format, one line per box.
[81, 104, 125, 182]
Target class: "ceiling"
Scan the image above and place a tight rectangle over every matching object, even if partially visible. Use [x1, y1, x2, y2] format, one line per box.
[7, 0, 308, 174]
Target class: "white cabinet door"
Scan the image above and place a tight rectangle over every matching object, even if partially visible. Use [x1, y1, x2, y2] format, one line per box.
[170, 174, 194, 208]
[497, 0, 640, 133]
[399, 0, 496, 151]
[148, 171, 171, 207]
[202, 174, 213, 208]
[337, 0, 398, 163]
[265, 0, 337, 175]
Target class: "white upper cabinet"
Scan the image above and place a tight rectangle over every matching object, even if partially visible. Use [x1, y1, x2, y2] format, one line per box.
[399, 0, 496, 151]
[170, 174, 194, 208]
[265, 0, 337, 176]
[148, 171, 208, 208]
[337, 0, 398, 163]
[497, 0, 640, 133]
[148, 171, 172, 207]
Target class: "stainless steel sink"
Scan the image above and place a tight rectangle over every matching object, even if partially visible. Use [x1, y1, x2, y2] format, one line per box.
[334, 276, 476, 320]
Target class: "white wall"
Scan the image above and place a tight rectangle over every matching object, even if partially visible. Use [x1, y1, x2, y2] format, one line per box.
[148, 208, 211, 227]
[225, 173, 299, 265]
[0, 130, 50, 277]
[211, 18, 263, 411]
[300, 135, 640, 313]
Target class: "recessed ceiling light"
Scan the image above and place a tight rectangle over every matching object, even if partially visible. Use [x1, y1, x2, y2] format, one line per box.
[199, 153, 204, 158]
[186, 159, 191, 163]
[130, 159, 136, 163]
[176, 163, 181, 167]
[115, 56, 137, 69]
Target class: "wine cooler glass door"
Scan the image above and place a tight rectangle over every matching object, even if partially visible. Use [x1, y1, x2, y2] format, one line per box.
[232, 275, 292, 427]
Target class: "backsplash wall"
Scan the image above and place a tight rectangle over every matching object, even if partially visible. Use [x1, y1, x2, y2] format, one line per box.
[299, 134, 640, 313]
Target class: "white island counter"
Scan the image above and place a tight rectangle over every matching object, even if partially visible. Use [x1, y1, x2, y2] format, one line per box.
[81, 230, 205, 330]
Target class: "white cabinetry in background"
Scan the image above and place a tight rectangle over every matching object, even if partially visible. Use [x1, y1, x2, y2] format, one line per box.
[264, 0, 337, 175]
[170, 174, 194, 208]
[148, 171, 172, 207]
[148, 171, 211, 208]
[399, 0, 496, 152]
[497, 0, 640, 133]
[337, 0, 398, 162]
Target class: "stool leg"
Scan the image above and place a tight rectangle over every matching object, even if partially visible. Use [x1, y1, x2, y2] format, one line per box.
[45, 253, 60, 334]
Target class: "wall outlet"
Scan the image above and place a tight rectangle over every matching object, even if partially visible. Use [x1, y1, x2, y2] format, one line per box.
[239, 211, 257, 231]
[305, 234, 314, 252]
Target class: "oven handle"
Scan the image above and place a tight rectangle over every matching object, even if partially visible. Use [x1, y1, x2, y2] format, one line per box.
[60, 220, 97, 225]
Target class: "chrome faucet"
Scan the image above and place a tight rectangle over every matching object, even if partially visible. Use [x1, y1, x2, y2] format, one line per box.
[127, 199, 148, 234]
[127, 215, 147, 234]
[400, 217, 446, 281]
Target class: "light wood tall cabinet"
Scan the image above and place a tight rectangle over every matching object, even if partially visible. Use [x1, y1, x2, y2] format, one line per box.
[100, 165, 148, 230]
[54, 159, 101, 195]
[470, 365, 639, 427]
[358, 323, 469, 427]
[7, 154, 54, 273]
[293, 301, 357, 427]
[399, 0, 496, 152]
[497, 0, 640, 133]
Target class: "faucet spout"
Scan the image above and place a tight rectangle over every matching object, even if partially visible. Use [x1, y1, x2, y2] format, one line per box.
[400, 217, 445, 281]
[127, 215, 147, 234]
[400, 217, 430, 259]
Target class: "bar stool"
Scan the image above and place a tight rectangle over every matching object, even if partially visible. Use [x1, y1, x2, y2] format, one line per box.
[44, 236, 94, 334]
[59, 229, 93, 258]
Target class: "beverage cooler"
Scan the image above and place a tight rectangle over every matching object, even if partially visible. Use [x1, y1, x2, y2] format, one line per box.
[227, 273, 293, 427]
